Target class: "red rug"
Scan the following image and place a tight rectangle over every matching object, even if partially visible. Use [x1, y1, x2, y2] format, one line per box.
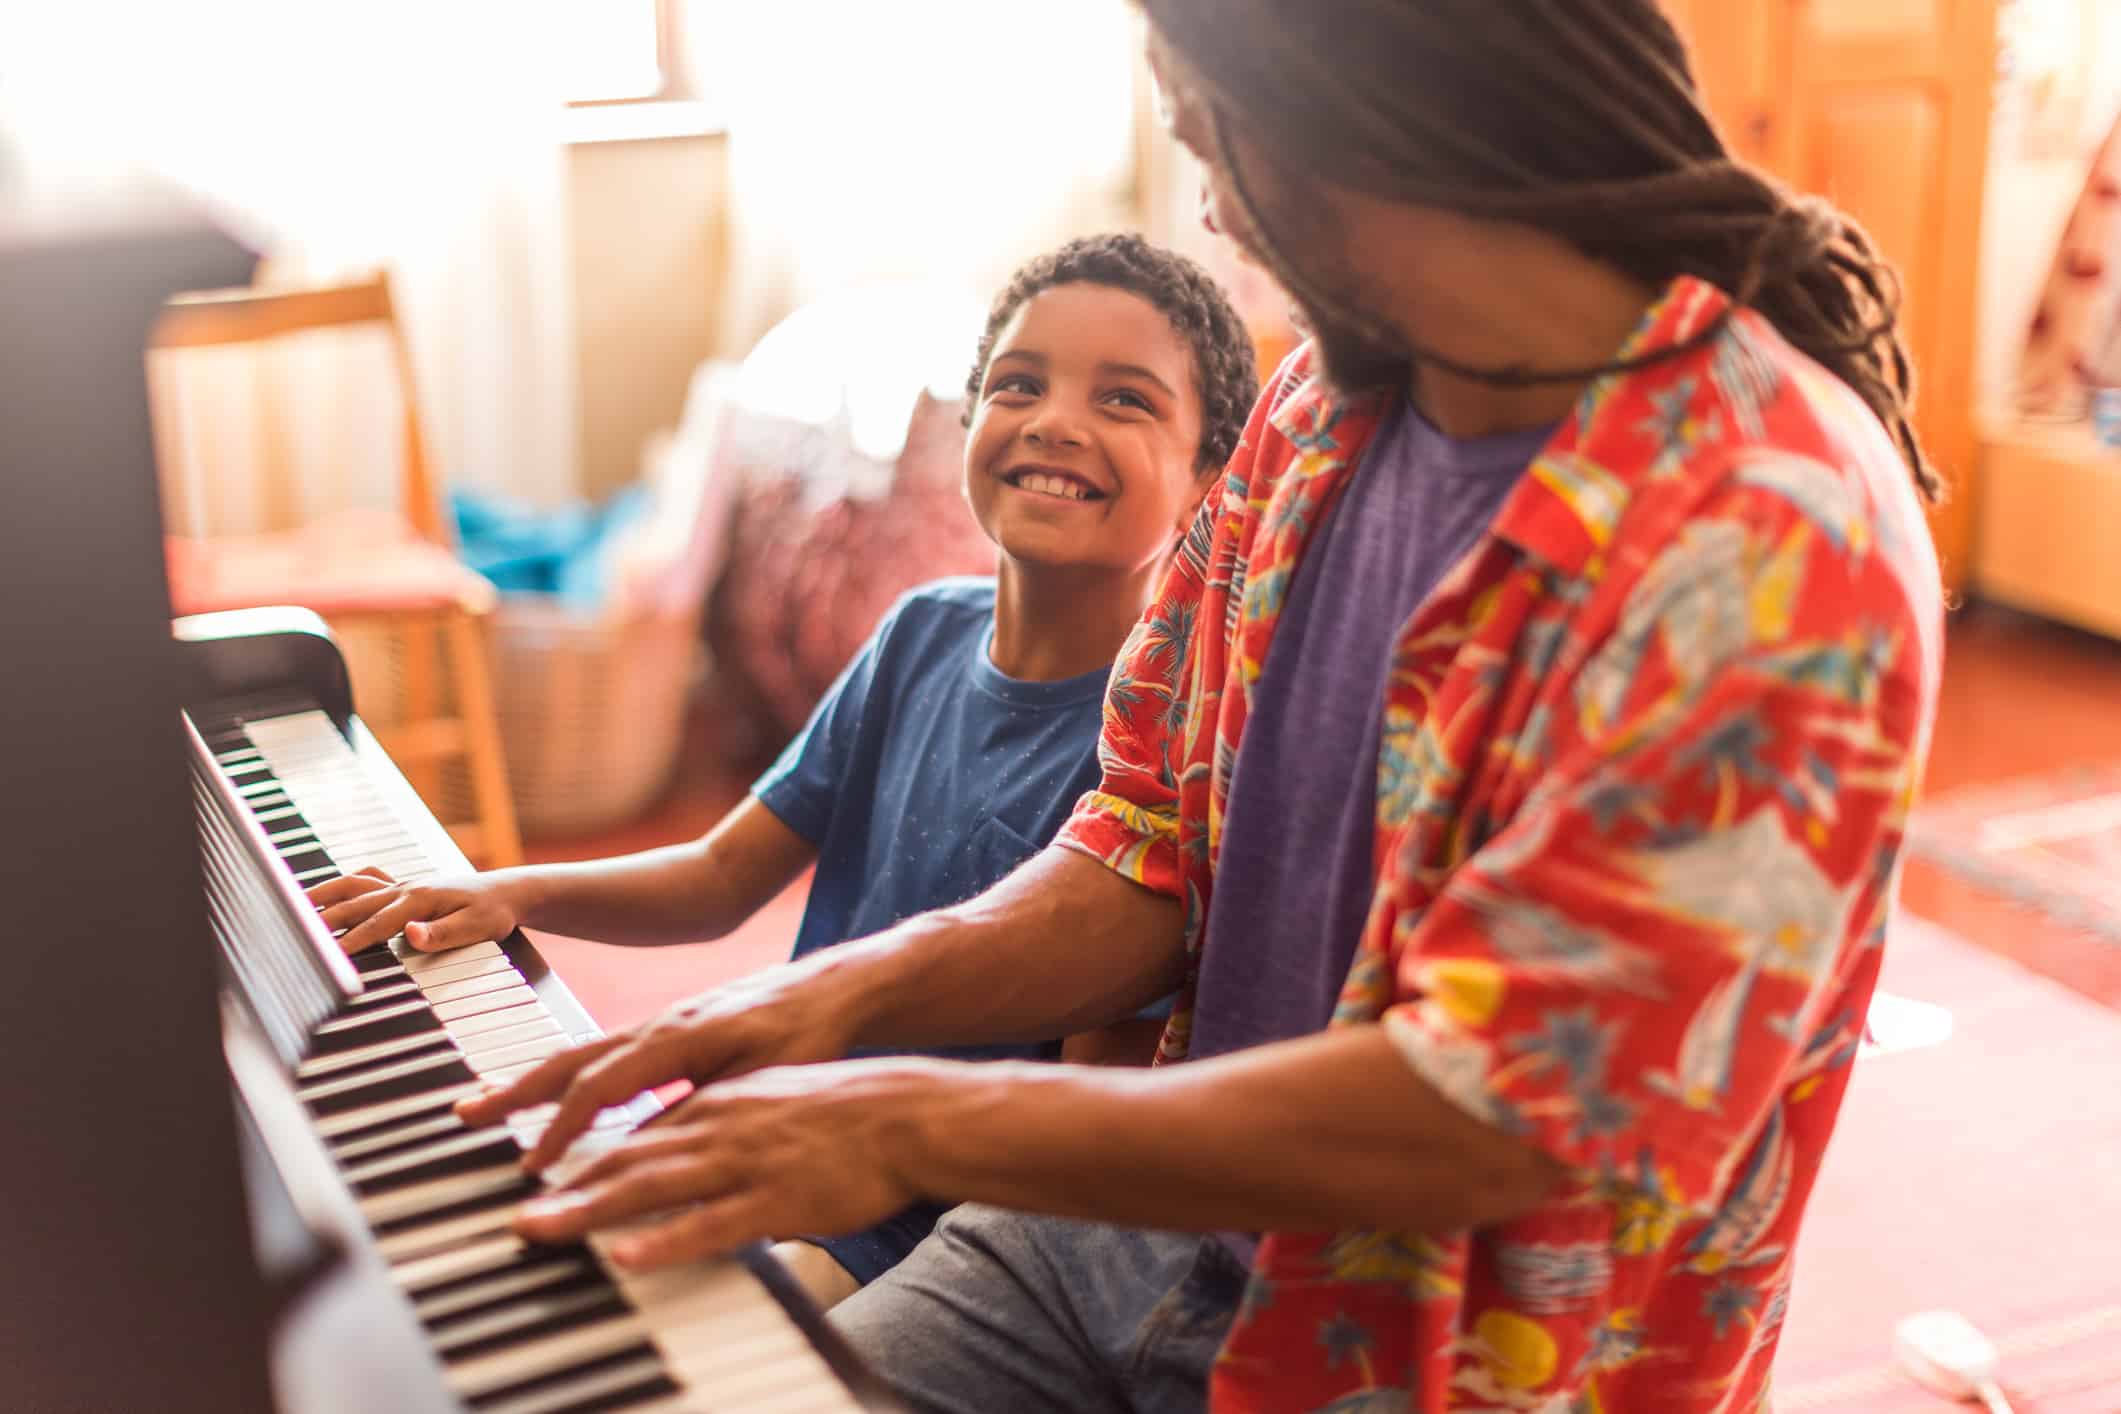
[527, 872, 813, 1036]
[1773, 916, 2121, 1412]
[1912, 765, 2121, 949]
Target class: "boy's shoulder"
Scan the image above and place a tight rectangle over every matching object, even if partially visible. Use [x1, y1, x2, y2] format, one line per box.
[866, 575, 999, 662]
[894, 575, 999, 621]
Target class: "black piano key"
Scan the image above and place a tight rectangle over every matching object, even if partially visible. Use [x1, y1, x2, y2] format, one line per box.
[279, 847, 336, 877]
[330, 1107, 478, 1166]
[302, 1055, 477, 1119]
[350, 945, 411, 976]
[412, 1248, 600, 1325]
[353, 1131, 523, 1199]
[438, 1292, 634, 1369]
[426, 1267, 617, 1348]
[310, 1002, 442, 1054]
[372, 1176, 543, 1241]
[463, 1345, 676, 1414]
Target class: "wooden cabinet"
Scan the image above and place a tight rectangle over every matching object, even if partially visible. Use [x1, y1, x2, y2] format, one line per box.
[1662, 0, 1999, 590]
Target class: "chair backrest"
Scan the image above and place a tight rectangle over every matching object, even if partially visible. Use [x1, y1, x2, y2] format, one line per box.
[151, 271, 447, 544]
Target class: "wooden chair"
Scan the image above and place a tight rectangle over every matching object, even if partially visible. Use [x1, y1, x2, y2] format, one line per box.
[152, 272, 523, 869]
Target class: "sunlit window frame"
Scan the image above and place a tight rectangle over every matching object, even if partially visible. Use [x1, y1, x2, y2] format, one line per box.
[565, 0, 692, 109]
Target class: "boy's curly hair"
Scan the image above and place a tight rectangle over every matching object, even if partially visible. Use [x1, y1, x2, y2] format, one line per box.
[964, 233, 1259, 476]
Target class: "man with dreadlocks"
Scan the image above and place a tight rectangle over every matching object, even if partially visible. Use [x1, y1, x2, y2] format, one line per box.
[463, 4, 1945, 1410]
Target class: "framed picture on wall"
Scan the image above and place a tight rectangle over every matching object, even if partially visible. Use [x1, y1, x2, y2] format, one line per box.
[2001, 0, 2099, 158]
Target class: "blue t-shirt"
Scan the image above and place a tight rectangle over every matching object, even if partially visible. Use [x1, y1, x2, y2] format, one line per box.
[751, 575, 1110, 1281]
[1194, 401, 1553, 1062]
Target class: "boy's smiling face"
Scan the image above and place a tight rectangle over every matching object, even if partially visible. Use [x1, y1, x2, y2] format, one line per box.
[964, 282, 1209, 578]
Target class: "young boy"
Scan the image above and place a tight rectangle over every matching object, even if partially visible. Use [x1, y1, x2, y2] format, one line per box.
[311, 232, 1260, 1302]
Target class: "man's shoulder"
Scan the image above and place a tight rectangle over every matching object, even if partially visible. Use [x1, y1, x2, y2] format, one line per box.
[1617, 314, 1941, 615]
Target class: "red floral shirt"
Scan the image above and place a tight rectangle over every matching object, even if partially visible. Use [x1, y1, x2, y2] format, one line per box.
[1058, 277, 1944, 1412]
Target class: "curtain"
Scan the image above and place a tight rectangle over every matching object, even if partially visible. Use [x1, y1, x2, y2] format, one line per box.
[698, 0, 1142, 357]
[2, 0, 580, 531]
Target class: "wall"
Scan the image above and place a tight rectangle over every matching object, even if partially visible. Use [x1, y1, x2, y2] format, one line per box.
[567, 133, 731, 501]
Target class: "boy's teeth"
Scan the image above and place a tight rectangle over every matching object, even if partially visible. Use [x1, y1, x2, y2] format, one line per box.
[1017, 472, 1089, 501]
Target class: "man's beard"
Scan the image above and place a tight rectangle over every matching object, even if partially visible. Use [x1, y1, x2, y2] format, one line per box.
[1234, 156, 1412, 401]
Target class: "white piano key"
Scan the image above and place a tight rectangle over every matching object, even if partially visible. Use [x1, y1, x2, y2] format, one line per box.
[430, 983, 541, 1024]
[468, 1353, 679, 1414]
[614, 1259, 856, 1410]
[446, 1002, 557, 1045]
[297, 1047, 469, 1104]
[423, 970, 528, 1005]
[313, 1080, 484, 1139]
[341, 1125, 518, 1188]
[391, 1231, 533, 1292]
[295, 1030, 455, 1081]
[405, 953, 518, 988]
[482, 1059, 553, 1086]
[348, 978, 423, 1006]
[455, 1016, 564, 1058]
[400, 940, 504, 975]
[444, 1312, 649, 1401]
[332, 1108, 471, 1162]
[473, 1034, 572, 1074]
[430, 1283, 627, 1356]
[375, 1197, 525, 1264]
[360, 1162, 529, 1228]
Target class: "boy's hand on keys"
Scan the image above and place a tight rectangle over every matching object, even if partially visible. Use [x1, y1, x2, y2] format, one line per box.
[307, 865, 525, 955]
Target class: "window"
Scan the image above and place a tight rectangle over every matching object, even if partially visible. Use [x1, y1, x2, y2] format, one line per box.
[560, 0, 686, 106]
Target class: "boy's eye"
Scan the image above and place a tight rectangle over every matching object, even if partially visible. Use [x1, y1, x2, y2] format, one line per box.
[1104, 388, 1155, 413]
[990, 372, 1040, 398]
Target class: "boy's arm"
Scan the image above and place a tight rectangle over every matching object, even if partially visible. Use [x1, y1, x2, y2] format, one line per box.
[315, 794, 816, 953]
[470, 842, 1188, 1169]
[508, 795, 817, 945]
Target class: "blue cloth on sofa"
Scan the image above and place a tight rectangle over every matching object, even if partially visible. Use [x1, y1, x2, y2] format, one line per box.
[450, 485, 649, 608]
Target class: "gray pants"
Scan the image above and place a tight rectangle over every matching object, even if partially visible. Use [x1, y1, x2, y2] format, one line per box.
[827, 1204, 1245, 1414]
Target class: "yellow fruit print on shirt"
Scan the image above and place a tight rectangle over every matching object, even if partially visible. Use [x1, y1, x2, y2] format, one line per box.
[1418, 957, 1508, 1028]
[1473, 1309, 1559, 1388]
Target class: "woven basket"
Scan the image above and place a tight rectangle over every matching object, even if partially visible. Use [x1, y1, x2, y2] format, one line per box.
[483, 596, 703, 839]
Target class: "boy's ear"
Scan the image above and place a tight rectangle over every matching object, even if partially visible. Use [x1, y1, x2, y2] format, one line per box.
[1172, 470, 1217, 540]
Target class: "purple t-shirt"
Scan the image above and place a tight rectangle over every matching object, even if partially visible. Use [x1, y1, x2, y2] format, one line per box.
[1189, 400, 1554, 1063]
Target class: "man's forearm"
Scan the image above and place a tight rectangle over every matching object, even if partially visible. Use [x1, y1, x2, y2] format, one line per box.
[826, 845, 1187, 1052]
[894, 1027, 1566, 1237]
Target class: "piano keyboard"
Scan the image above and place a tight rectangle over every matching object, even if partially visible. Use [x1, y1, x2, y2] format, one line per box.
[200, 703, 866, 1414]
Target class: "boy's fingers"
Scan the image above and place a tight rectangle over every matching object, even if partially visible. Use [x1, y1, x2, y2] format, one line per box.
[404, 907, 485, 953]
[307, 874, 390, 910]
[357, 866, 396, 883]
[455, 1035, 626, 1129]
[338, 897, 420, 956]
[318, 886, 398, 932]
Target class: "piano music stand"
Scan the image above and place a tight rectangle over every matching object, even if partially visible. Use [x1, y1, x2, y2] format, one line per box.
[0, 173, 270, 1411]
